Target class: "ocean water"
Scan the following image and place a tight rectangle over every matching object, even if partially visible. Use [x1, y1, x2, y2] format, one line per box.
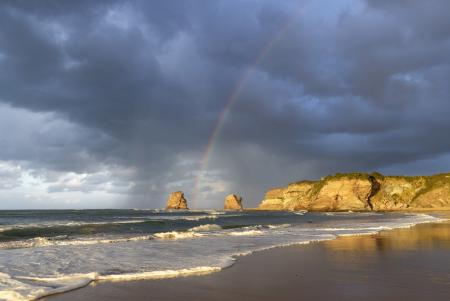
[0, 209, 442, 300]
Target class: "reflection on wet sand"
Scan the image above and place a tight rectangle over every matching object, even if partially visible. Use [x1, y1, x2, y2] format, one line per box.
[47, 218, 450, 301]
[323, 221, 450, 252]
[319, 220, 450, 292]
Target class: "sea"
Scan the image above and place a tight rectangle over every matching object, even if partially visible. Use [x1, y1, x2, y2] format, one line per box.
[0, 209, 442, 300]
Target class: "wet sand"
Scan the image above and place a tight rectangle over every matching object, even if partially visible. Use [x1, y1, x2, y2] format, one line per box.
[46, 220, 450, 301]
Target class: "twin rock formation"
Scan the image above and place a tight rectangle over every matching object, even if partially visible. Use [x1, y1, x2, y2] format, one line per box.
[166, 191, 243, 210]
[259, 172, 450, 211]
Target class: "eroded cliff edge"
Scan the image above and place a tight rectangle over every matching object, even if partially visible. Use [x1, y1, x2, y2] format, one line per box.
[258, 173, 450, 211]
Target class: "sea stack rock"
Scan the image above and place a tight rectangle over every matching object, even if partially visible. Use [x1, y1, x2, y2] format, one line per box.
[224, 194, 243, 210]
[166, 191, 189, 210]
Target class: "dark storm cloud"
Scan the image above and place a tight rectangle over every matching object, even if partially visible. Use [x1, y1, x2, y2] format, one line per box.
[0, 0, 450, 208]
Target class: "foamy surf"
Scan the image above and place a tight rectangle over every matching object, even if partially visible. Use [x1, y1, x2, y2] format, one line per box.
[154, 231, 204, 239]
[9, 266, 223, 301]
[0, 210, 444, 301]
[267, 223, 291, 229]
[0, 224, 278, 249]
[227, 229, 264, 236]
[0, 219, 150, 233]
[0, 235, 155, 250]
[188, 224, 222, 232]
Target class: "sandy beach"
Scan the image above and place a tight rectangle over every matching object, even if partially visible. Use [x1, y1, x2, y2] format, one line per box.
[46, 218, 450, 301]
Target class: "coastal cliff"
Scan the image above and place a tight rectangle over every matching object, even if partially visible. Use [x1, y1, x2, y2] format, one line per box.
[258, 173, 450, 211]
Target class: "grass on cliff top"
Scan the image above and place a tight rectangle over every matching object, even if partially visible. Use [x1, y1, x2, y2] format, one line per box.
[308, 173, 374, 197]
[285, 172, 450, 199]
[321, 172, 388, 182]
[289, 173, 378, 198]
[411, 173, 450, 202]
[324, 172, 372, 180]
[289, 173, 377, 186]
[322, 172, 450, 182]
[288, 180, 317, 186]
[382, 172, 450, 180]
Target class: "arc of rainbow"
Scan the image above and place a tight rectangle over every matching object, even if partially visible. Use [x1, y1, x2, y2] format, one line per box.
[192, 7, 305, 208]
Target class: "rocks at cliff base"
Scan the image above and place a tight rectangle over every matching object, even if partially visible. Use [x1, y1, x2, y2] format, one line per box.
[224, 194, 243, 210]
[258, 172, 450, 211]
[166, 191, 189, 210]
[259, 182, 315, 211]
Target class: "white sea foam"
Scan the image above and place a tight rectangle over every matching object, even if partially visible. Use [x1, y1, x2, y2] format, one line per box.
[0, 212, 240, 234]
[66, 220, 148, 225]
[267, 224, 291, 229]
[0, 211, 241, 233]
[319, 226, 391, 231]
[0, 272, 33, 301]
[227, 230, 264, 236]
[0, 235, 154, 250]
[188, 224, 222, 232]
[98, 266, 222, 281]
[0, 219, 150, 233]
[0, 212, 443, 301]
[184, 215, 218, 221]
[154, 231, 204, 239]
[0, 226, 14, 232]
[185, 214, 242, 221]
[146, 212, 242, 222]
[142, 214, 219, 222]
[207, 210, 227, 215]
[5, 266, 224, 301]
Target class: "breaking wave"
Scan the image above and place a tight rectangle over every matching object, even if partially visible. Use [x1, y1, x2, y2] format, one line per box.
[0, 235, 154, 250]
[154, 231, 204, 239]
[5, 266, 223, 301]
[188, 224, 222, 232]
[0, 211, 443, 301]
[227, 230, 264, 236]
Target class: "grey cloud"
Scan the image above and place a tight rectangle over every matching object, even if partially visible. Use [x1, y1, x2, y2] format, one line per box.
[0, 162, 22, 189]
[1, 0, 450, 208]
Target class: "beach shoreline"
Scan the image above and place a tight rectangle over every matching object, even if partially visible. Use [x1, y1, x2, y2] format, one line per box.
[45, 214, 450, 301]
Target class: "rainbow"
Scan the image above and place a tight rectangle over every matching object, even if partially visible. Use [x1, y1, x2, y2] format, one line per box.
[192, 7, 306, 207]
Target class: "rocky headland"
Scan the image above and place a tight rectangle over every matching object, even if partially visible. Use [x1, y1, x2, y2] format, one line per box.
[258, 172, 450, 211]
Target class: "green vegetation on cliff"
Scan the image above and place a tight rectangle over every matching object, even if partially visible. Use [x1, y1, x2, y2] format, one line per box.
[411, 173, 450, 203]
[259, 172, 450, 211]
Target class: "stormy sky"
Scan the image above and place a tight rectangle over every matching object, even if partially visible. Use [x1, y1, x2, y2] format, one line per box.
[1, 0, 450, 209]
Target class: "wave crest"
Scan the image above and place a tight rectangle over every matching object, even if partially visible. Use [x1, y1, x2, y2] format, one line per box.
[0, 235, 154, 250]
[227, 230, 263, 236]
[154, 231, 203, 239]
[188, 224, 222, 232]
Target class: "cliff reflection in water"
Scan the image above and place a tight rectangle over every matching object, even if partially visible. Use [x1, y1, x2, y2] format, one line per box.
[322, 222, 450, 252]
[318, 221, 450, 290]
